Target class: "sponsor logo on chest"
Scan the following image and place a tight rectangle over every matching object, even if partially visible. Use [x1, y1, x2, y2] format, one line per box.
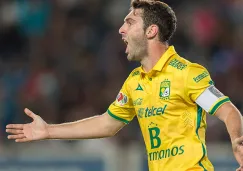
[138, 105, 167, 118]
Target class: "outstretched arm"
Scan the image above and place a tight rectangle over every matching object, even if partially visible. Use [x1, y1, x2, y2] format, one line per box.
[47, 111, 125, 139]
[215, 102, 243, 170]
[215, 102, 243, 142]
[6, 108, 125, 142]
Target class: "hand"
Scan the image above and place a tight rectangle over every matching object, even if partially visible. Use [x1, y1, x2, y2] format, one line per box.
[236, 166, 243, 171]
[233, 136, 243, 171]
[6, 108, 49, 142]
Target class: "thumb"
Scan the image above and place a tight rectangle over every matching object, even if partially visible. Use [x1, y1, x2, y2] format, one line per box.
[24, 108, 36, 119]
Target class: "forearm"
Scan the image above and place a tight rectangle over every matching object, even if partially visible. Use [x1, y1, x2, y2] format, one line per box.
[47, 114, 116, 140]
[225, 112, 243, 142]
[222, 105, 243, 142]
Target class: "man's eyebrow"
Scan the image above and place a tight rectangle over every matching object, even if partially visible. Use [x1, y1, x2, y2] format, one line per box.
[124, 18, 135, 23]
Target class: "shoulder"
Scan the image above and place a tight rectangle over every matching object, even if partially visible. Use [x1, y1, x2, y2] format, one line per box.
[185, 62, 213, 89]
[129, 67, 141, 77]
[186, 63, 211, 80]
[167, 55, 210, 77]
[166, 55, 212, 84]
[126, 67, 141, 82]
[167, 55, 190, 71]
[187, 62, 208, 71]
[122, 67, 141, 90]
[167, 54, 209, 71]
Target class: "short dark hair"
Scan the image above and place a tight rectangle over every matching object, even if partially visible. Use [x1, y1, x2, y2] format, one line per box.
[131, 0, 177, 43]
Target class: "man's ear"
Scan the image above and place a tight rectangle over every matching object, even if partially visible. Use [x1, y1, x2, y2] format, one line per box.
[146, 25, 159, 39]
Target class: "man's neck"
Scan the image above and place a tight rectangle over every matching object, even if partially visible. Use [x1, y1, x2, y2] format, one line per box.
[141, 42, 169, 73]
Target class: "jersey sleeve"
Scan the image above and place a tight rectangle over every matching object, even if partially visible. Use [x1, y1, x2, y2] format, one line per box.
[107, 77, 136, 124]
[185, 64, 230, 115]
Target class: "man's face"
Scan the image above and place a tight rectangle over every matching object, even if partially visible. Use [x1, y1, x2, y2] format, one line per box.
[119, 9, 148, 61]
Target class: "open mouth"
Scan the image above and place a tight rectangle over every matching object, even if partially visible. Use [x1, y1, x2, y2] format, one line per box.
[123, 39, 128, 45]
[122, 39, 129, 54]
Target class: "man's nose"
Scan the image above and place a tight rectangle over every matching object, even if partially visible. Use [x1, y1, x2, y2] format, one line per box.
[119, 24, 125, 35]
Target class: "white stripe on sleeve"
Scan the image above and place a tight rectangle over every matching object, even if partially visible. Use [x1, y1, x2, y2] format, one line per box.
[195, 85, 224, 112]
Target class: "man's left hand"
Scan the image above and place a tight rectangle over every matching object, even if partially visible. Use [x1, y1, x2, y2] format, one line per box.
[233, 136, 243, 171]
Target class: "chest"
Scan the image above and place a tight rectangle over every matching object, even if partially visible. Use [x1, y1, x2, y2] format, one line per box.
[130, 73, 185, 119]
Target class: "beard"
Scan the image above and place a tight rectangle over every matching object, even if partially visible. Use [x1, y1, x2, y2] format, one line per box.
[126, 36, 148, 62]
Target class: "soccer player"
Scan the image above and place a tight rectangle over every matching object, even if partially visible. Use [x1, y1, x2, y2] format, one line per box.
[6, 0, 243, 170]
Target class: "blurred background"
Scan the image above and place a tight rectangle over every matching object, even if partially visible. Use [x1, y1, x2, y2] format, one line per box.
[0, 0, 242, 170]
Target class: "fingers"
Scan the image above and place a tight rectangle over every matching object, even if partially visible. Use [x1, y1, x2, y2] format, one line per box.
[7, 134, 26, 140]
[24, 108, 36, 119]
[6, 124, 24, 129]
[236, 168, 243, 171]
[7, 134, 29, 143]
[15, 138, 30, 143]
[236, 165, 243, 171]
[6, 108, 36, 129]
[6, 129, 23, 134]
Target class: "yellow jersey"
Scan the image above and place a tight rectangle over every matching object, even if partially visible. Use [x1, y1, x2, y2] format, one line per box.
[107, 46, 230, 171]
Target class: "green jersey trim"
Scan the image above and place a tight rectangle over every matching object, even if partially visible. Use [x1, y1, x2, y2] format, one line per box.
[107, 110, 129, 124]
[196, 106, 207, 171]
[209, 97, 230, 115]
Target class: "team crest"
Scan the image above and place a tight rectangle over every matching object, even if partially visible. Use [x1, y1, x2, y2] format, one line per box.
[116, 92, 128, 106]
[159, 79, 170, 100]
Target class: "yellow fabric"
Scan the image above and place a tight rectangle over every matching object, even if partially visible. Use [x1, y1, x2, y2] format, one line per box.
[108, 46, 228, 171]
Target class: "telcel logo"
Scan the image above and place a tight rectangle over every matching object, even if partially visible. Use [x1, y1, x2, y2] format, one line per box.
[138, 105, 167, 118]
